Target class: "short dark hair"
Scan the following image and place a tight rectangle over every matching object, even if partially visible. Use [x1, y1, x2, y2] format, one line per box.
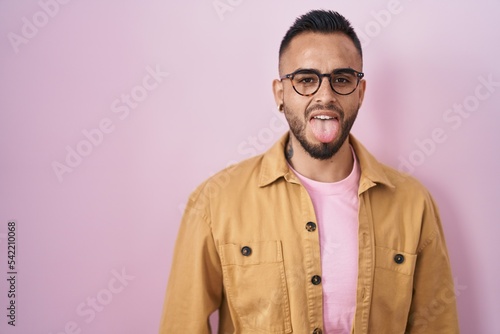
[279, 10, 362, 61]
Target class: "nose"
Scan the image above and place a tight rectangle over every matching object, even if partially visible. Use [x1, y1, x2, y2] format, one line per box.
[314, 76, 337, 104]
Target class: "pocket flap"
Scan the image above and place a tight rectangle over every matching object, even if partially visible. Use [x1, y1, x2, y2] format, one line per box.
[220, 240, 283, 266]
[375, 246, 417, 276]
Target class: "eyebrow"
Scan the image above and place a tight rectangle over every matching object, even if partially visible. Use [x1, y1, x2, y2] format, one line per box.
[333, 67, 357, 74]
[292, 67, 357, 74]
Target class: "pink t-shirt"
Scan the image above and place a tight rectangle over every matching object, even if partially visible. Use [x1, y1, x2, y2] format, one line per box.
[290, 150, 360, 334]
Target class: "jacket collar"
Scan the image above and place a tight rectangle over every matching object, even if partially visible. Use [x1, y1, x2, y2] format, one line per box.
[258, 132, 395, 192]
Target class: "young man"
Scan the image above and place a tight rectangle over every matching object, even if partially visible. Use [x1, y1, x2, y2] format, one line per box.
[160, 10, 459, 334]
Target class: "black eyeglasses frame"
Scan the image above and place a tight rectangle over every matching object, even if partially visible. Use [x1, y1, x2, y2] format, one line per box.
[280, 68, 365, 96]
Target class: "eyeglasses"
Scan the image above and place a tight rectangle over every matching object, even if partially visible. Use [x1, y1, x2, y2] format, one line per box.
[280, 68, 364, 96]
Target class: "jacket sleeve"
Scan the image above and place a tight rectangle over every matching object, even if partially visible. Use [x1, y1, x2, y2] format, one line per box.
[159, 187, 223, 333]
[405, 196, 460, 333]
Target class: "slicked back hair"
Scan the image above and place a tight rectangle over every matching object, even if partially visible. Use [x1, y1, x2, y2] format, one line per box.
[279, 10, 363, 64]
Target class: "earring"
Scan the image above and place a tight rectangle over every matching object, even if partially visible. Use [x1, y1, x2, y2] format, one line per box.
[278, 104, 284, 112]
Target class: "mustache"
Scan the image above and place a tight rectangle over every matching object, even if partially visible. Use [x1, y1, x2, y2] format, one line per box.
[305, 103, 344, 119]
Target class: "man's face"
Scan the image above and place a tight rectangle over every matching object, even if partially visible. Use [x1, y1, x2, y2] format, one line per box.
[273, 32, 366, 160]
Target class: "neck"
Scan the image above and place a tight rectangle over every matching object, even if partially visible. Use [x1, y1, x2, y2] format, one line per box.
[286, 133, 354, 183]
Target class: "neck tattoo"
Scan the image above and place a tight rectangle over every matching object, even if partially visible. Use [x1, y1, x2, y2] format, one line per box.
[286, 139, 294, 161]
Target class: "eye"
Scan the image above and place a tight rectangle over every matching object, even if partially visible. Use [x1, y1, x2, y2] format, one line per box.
[293, 72, 319, 85]
[300, 77, 316, 84]
[333, 76, 351, 84]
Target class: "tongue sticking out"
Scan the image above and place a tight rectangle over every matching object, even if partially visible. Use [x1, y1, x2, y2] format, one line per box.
[310, 118, 339, 143]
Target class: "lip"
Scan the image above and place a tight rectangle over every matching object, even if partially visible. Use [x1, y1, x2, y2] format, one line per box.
[308, 110, 340, 121]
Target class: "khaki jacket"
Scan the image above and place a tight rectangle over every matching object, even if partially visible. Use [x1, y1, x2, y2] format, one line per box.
[160, 134, 459, 333]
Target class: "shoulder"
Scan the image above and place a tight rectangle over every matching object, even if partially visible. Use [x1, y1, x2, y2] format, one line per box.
[382, 163, 431, 196]
[188, 154, 266, 203]
[191, 134, 290, 200]
[351, 135, 432, 200]
[370, 160, 438, 215]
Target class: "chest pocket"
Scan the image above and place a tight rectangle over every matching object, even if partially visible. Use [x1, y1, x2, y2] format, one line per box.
[220, 240, 292, 333]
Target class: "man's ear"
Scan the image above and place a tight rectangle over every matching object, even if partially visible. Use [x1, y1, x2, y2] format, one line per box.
[272, 79, 284, 111]
[357, 79, 366, 108]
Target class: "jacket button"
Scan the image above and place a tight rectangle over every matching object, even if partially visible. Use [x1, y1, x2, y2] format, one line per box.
[305, 221, 317, 232]
[394, 253, 405, 264]
[312, 328, 322, 334]
[311, 275, 322, 285]
[241, 246, 252, 256]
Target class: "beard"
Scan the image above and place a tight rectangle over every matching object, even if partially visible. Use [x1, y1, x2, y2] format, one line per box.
[284, 102, 359, 160]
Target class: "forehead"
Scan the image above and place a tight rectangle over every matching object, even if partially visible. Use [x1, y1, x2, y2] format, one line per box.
[280, 32, 362, 73]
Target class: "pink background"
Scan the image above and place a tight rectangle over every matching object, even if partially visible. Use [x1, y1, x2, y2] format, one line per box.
[1, 1, 499, 333]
